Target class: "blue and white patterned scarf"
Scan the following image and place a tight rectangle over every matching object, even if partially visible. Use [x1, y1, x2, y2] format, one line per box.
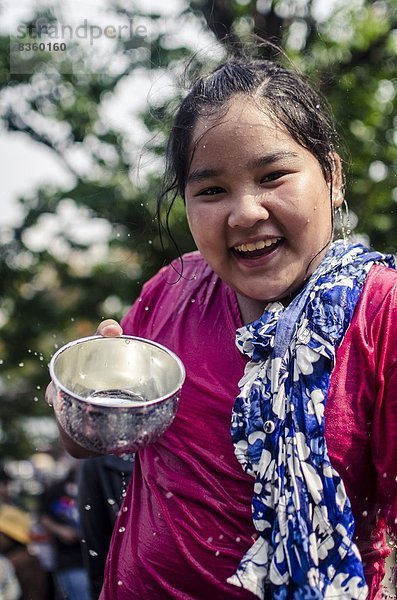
[228, 241, 395, 599]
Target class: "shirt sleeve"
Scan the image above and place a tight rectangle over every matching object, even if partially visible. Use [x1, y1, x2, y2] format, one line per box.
[370, 268, 397, 539]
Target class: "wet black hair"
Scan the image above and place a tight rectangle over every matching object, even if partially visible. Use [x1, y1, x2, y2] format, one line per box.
[157, 57, 342, 271]
[159, 57, 340, 205]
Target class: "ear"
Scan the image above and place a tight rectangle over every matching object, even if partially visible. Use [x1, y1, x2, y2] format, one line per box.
[327, 152, 344, 208]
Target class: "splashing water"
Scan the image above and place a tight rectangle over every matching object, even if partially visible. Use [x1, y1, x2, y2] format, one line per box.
[121, 471, 127, 499]
[337, 200, 352, 245]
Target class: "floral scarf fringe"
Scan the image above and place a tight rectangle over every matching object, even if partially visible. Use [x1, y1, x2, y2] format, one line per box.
[228, 241, 395, 599]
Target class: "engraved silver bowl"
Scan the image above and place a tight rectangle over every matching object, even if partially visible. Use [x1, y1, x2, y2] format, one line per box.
[49, 335, 185, 455]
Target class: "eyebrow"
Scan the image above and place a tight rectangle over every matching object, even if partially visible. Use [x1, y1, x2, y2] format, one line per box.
[248, 151, 299, 170]
[186, 151, 299, 184]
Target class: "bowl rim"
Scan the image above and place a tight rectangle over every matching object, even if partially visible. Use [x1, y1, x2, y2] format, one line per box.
[49, 334, 186, 408]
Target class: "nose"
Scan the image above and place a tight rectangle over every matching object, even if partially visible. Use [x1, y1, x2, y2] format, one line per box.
[227, 190, 270, 229]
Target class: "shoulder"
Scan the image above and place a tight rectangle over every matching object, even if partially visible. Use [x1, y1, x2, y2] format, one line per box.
[356, 264, 397, 369]
[141, 251, 211, 295]
[363, 263, 397, 293]
[133, 251, 214, 305]
[359, 264, 397, 318]
[121, 252, 218, 335]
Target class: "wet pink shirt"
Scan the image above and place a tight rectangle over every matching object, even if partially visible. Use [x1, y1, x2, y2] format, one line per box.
[100, 253, 397, 600]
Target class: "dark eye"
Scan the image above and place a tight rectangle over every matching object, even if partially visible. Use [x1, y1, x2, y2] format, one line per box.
[196, 186, 225, 196]
[261, 172, 286, 183]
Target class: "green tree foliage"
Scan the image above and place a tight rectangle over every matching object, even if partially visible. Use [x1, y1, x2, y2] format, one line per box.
[0, 0, 396, 458]
[0, 3, 197, 458]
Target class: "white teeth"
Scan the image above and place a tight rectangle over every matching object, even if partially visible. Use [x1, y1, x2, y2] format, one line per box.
[234, 238, 280, 253]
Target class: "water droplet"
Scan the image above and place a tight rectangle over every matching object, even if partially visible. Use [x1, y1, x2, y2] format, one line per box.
[121, 471, 127, 499]
[107, 498, 116, 505]
[89, 549, 98, 556]
[144, 306, 149, 311]
[122, 506, 128, 512]
[36, 385, 41, 390]
[117, 580, 123, 586]
[0, 360, 3, 365]
[165, 491, 173, 499]
[362, 511, 368, 517]
[236, 536, 241, 542]
[207, 536, 213, 543]
[85, 504, 91, 510]
[33, 397, 38, 402]
[191, 299, 195, 303]
[19, 362, 24, 367]
[215, 550, 220, 556]
[218, 534, 224, 540]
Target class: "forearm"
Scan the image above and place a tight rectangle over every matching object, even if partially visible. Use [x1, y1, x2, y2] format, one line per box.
[40, 515, 79, 543]
[56, 419, 102, 458]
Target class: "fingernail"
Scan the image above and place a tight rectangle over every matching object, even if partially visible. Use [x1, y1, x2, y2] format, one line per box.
[101, 325, 121, 336]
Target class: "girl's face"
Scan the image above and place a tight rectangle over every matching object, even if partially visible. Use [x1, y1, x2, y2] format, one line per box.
[184, 95, 343, 321]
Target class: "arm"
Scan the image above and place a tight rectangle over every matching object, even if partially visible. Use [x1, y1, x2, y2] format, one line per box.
[370, 273, 397, 538]
[40, 514, 80, 544]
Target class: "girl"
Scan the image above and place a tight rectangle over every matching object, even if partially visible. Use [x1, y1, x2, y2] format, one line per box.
[49, 58, 397, 599]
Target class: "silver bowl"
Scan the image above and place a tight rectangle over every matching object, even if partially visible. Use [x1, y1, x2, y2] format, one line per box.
[49, 335, 185, 455]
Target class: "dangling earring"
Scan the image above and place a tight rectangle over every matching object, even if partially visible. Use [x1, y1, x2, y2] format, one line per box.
[335, 198, 351, 244]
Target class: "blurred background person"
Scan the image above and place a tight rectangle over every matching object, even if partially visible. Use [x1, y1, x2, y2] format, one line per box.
[0, 554, 21, 600]
[78, 455, 134, 599]
[39, 464, 89, 600]
[0, 503, 47, 599]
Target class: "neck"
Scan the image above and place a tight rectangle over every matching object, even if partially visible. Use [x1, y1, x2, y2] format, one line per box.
[236, 294, 268, 325]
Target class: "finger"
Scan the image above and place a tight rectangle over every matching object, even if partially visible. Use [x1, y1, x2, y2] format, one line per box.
[96, 319, 123, 337]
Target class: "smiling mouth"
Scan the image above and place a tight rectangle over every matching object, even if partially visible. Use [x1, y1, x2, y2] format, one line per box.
[232, 237, 282, 259]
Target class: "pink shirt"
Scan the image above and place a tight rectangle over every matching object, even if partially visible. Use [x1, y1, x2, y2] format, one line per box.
[100, 253, 397, 600]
